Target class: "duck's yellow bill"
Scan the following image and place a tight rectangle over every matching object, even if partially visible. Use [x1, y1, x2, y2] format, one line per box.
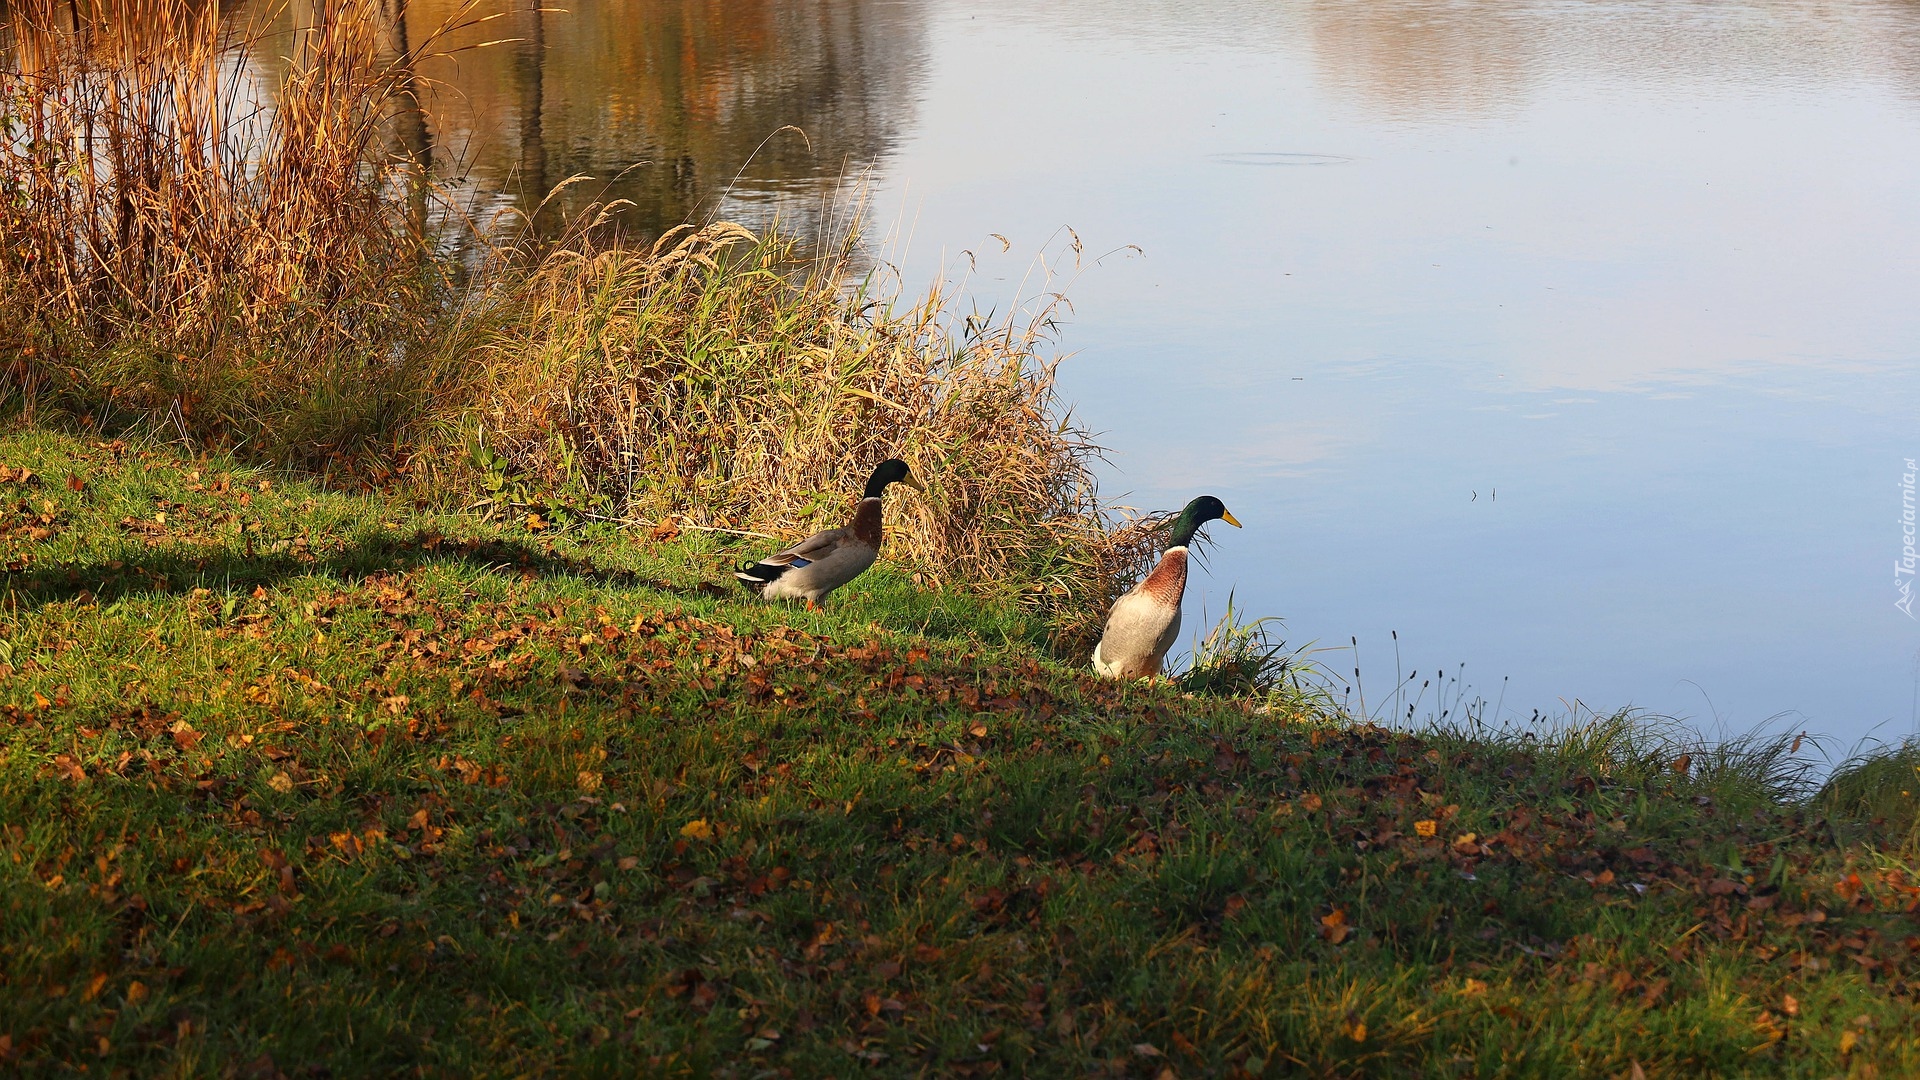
[901, 472, 928, 493]
[1220, 509, 1242, 528]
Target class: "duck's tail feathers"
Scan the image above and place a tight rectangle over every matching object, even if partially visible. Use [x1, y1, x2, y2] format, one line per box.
[734, 562, 787, 594]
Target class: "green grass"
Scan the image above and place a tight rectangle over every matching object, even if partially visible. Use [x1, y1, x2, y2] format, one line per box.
[3, 426, 1918, 1077]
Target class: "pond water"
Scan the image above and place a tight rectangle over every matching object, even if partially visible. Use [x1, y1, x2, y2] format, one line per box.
[402, 0, 1920, 747]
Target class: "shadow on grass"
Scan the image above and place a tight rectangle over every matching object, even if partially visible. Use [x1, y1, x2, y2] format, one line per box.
[1, 530, 735, 609]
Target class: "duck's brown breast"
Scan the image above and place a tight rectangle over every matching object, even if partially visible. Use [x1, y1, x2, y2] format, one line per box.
[851, 497, 884, 549]
[1139, 547, 1189, 606]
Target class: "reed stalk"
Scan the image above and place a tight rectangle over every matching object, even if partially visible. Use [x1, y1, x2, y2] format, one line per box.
[0, 0, 485, 459]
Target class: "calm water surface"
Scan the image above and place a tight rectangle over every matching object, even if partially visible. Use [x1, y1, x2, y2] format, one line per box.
[408, 0, 1920, 745]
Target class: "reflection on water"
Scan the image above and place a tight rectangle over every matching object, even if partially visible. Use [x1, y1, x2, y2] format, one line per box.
[395, 0, 927, 236]
[1307, 0, 1536, 119]
[921, 0, 1920, 115]
[1306, 0, 1920, 119]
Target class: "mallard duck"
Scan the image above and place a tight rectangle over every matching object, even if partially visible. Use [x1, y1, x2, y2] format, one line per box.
[1092, 495, 1241, 680]
[734, 459, 926, 607]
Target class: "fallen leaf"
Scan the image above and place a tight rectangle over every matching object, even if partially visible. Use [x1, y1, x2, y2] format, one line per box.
[577, 771, 603, 793]
[268, 772, 295, 794]
[262, 848, 296, 894]
[1640, 977, 1669, 1006]
[1319, 908, 1350, 944]
[1415, 819, 1438, 838]
[680, 819, 714, 841]
[1835, 874, 1865, 902]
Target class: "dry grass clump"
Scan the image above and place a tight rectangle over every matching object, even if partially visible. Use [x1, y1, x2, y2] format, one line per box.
[1820, 739, 1920, 851]
[472, 223, 1146, 652]
[1177, 592, 1332, 706]
[1429, 708, 1824, 810]
[0, 0, 482, 461]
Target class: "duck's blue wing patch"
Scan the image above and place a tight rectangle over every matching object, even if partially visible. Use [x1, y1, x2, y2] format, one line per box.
[788, 557, 812, 568]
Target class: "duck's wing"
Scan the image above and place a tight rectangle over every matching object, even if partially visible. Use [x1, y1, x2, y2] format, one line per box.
[762, 527, 855, 568]
[735, 527, 859, 590]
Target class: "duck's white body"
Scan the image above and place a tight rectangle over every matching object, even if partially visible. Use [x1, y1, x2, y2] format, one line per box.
[1092, 546, 1190, 680]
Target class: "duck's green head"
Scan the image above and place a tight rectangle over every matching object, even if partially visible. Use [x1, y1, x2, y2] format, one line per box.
[863, 458, 927, 499]
[1168, 495, 1241, 548]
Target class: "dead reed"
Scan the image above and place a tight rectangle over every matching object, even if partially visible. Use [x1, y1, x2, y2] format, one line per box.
[0, 0, 485, 460]
[470, 222, 1152, 652]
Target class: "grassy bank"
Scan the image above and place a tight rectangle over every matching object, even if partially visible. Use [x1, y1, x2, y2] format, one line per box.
[8, 8, 1920, 1076]
[4, 429, 1919, 1077]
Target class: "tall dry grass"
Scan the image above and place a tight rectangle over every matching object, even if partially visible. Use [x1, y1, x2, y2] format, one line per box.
[0, 0, 487, 459]
[470, 222, 1153, 652]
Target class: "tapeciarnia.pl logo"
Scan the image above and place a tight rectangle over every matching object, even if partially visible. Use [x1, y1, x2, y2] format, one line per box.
[1900, 458, 1916, 618]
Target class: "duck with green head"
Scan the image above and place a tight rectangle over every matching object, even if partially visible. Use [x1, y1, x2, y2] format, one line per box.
[1092, 495, 1241, 680]
[734, 459, 926, 608]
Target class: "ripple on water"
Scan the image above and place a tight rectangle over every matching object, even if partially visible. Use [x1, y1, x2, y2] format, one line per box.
[1207, 151, 1354, 166]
